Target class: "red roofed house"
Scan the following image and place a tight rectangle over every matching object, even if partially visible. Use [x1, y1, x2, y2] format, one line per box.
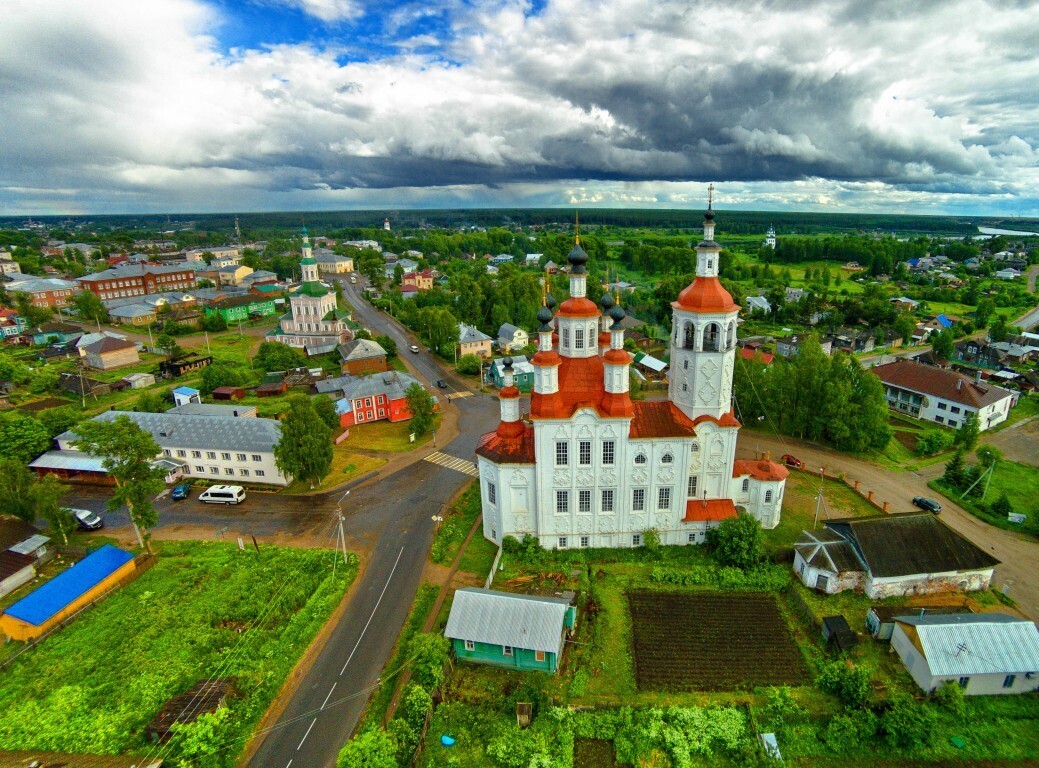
[401, 269, 435, 291]
[475, 198, 788, 550]
[873, 359, 1017, 431]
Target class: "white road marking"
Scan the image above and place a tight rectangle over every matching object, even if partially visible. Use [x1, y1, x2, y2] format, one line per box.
[445, 391, 473, 400]
[296, 719, 317, 751]
[321, 682, 337, 710]
[424, 451, 480, 477]
[285, 759, 293, 768]
[340, 546, 405, 677]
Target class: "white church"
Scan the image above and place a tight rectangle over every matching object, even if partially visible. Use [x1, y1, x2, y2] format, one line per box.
[267, 229, 352, 352]
[475, 199, 789, 549]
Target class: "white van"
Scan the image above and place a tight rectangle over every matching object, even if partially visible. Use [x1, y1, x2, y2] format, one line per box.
[199, 485, 246, 505]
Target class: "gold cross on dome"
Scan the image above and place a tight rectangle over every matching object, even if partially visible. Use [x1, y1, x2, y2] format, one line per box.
[707, 183, 714, 207]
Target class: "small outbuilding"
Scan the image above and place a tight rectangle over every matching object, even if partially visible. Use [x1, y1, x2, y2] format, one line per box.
[211, 386, 246, 401]
[866, 605, 971, 640]
[172, 386, 202, 406]
[444, 588, 576, 674]
[123, 372, 157, 389]
[0, 545, 136, 641]
[891, 613, 1039, 695]
[0, 551, 36, 599]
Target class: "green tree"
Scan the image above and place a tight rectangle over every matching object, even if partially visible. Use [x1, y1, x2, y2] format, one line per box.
[72, 415, 165, 551]
[274, 395, 333, 488]
[933, 680, 966, 717]
[199, 363, 252, 395]
[136, 391, 168, 413]
[975, 444, 1002, 468]
[337, 728, 397, 768]
[974, 298, 996, 328]
[408, 632, 450, 691]
[0, 458, 38, 523]
[253, 341, 305, 373]
[989, 315, 1010, 342]
[36, 405, 81, 438]
[915, 429, 954, 457]
[817, 660, 874, 708]
[313, 395, 340, 430]
[198, 312, 227, 332]
[405, 382, 435, 437]
[374, 334, 397, 357]
[422, 307, 457, 357]
[953, 412, 980, 450]
[354, 328, 372, 340]
[881, 693, 936, 749]
[0, 413, 51, 462]
[71, 290, 109, 324]
[170, 708, 231, 768]
[942, 448, 968, 490]
[991, 492, 1014, 517]
[929, 328, 954, 359]
[155, 333, 183, 359]
[705, 512, 763, 569]
[456, 353, 482, 375]
[34, 475, 76, 545]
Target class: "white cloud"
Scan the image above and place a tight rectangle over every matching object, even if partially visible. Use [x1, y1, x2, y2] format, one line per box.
[1, 0, 1038, 216]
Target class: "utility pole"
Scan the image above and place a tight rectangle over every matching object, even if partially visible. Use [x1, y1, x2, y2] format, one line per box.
[332, 489, 352, 579]
[812, 466, 828, 529]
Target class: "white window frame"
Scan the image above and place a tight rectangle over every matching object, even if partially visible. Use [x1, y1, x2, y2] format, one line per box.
[658, 487, 671, 510]
[556, 490, 569, 514]
[487, 481, 496, 505]
[765, 490, 773, 503]
[578, 440, 591, 466]
[632, 533, 642, 547]
[555, 441, 569, 467]
[503, 645, 514, 657]
[632, 488, 645, 511]
[602, 440, 615, 465]
[601, 489, 615, 513]
[579, 489, 591, 513]
[464, 639, 475, 651]
[689, 476, 698, 496]
[558, 536, 568, 549]
[580, 535, 590, 548]
[574, 327, 585, 349]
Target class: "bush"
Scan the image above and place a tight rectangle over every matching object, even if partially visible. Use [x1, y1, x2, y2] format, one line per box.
[880, 694, 937, 750]
[337, 728, 397, 768]
[933, 680, 966, 717]
[991, 492, 1014, 518]
[915, 429, 954, 456]
[816, 660, 874, 708]
[649, 565, 790, 591]
[408, 633, 450, 691]
[705, 513, 763, 569]
[456, 353, 482, 375]
[823, 709, 878, 753]
[502, 533, 545, 563]
[398, 683, 432, 730]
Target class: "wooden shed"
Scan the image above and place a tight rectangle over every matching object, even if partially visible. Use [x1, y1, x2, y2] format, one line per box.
[211, 386, 246, 401]
[256, 381, 287, 397]
[145, 679, 236, 742]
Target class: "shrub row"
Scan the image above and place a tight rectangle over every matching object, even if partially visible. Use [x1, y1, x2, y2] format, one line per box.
[648, 564, 791, 591]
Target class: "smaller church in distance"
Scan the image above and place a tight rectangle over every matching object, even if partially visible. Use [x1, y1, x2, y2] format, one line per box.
[475, 196, 789, 550]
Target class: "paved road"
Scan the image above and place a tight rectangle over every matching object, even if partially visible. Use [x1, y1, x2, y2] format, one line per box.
[737, 431, 1039, 620]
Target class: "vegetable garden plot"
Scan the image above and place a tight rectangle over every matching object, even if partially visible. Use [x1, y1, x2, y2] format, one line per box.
[627, 591, 809, 692]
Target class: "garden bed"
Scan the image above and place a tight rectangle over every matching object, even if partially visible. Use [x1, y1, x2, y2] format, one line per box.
[628, 591, 809, 692]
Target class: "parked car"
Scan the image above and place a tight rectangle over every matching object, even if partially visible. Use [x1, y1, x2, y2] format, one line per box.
[199, 485, 246, 505]
[409, 345, 420, 353]
[912, 496, 942, 514]
[436, 379, 448, 388]
[170, 483, 191, 501]
[780, 454, 803, 469]
[68, 507, 104, 531]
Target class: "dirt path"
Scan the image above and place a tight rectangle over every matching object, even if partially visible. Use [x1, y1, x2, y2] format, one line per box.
[738, 431, 1039, 620]
[983, 417, 1039, 468]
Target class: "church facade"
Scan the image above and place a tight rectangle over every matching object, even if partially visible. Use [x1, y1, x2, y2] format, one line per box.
[475, 202, 788, 550]
[268, 229, 352, 352]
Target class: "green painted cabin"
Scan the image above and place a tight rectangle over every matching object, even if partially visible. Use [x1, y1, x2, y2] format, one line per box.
[444, 588, 577, 674]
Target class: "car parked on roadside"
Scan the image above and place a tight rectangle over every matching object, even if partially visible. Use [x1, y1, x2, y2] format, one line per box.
[436, 379, 448, 388]
[912, 496, 942, 514]
[170, 483, 191, 501]
[68, 508, 104, 531]
[410, 345, 420, 353]
[780, 454, 803, 469]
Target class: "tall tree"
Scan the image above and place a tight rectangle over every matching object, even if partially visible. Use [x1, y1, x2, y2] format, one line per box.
[313, 395, 340, 430]
[72, 416, 165, 551]
[953, 412, 980, 451]
[253, 341, 306, 373]
[405, 383, 435, 437]
[0, 413, 51, 463]
[155, 333, 183, 359]
[930, 328, 954, 359]
[0, 458, 38, 523]
[71, 290, 109, 324]
[274, 395, 333, 488]
[34, 475, 76, 545]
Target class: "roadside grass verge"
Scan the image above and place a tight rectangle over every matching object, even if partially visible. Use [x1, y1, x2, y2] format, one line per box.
[929, 459, 1039, 536]
[767, 473, 880, 552]
[987, 393, 1039, 433]
[282, 441, 386, 494]
[429, 481, 480, 566]
[0, 541, 355, 766]
[342, 414, 440, 453]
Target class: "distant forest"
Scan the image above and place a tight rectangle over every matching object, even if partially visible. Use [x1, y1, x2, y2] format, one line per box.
[3, 208, 1039, 238]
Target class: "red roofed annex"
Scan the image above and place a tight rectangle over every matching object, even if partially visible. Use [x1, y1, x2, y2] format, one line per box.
[475, 190, 788, 550]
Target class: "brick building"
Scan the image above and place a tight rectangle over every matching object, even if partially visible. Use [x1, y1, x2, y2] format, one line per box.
[80, 264, 196, 301]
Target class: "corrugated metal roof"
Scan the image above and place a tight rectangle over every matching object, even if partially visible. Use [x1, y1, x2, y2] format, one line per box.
[444, 588, 570, 654]
[898, 614, 1039, 676]
[794, 528, 864, 573]
[29, 450, 108, 473]
[8, 535, 50, 556]
[60, 411, 281, 454]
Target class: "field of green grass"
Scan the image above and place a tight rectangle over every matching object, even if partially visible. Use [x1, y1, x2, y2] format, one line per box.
[930, 458, 1039, 535]
[0, 541, 355, 766]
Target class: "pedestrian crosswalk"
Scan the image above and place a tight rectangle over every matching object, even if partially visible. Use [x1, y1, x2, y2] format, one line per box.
[425, 451, 480, 477]
[445, 391, 473, 401]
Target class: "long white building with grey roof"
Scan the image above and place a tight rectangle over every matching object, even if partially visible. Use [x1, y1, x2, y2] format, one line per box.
[56, 410, 289, 486]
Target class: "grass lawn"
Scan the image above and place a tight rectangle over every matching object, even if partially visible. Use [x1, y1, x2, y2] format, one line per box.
[766, 473, 881, 552]
[0, 541, 355, 766]
[429, 482, 480, 566]
[282, 439, 386, 494]
[987, 393, 1039, 432]
[343, 414, 440, 453]
[458, 534, 498, 577]
[930, 459, 1039, 535]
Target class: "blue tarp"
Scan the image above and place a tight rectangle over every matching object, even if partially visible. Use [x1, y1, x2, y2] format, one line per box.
[3, 545, 134, 626]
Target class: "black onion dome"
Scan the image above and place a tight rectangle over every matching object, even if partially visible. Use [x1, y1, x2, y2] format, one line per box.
[503, 356, 513, 370]
[600, 291, 615, 310]
[545, 293, 557, 310]
[567, 243, 589, 273]
[610, 304, 626, 322]
[537, 306, 553, 325]
[704, 206, 716, 221]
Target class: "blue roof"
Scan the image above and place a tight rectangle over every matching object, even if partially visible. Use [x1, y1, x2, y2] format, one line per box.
[173, 386, 200, 396]
[3, 545, 134, 626]
[936, 314, 953, 328]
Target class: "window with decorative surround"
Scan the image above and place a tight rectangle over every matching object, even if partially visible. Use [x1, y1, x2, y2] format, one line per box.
[602, 440, 615, 465]
[579, 441, 591, 466]
[579, 490, 591, 512]
[601, 489, 615, 513]
[632, 488, 646, 511]
[658, 487, 672, 510]
[556, 490, 569, 514]
[555, 441, 569, 466]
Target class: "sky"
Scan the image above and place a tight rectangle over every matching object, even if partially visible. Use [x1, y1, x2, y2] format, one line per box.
[2, 0, 1038, 218]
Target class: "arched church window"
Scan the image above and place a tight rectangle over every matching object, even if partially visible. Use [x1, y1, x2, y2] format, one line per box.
[683, 322, 696, 350]
[561, 327, 570, 350]
[726, 322, 736, 349]
[634, 453, 647, 465]
[683, 360, 689, 370]
[765, 490, 773, 503]
[661, 452, 673, 465]
[703, 323, 721, 352]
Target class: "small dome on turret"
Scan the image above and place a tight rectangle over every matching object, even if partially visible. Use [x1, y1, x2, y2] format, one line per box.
[536, 306, 553, 326]
[600, 291, 615, 310]
[503, 356, 513, 370]
[567, 243, 588, 273]
[704, 207, 715, 222]
[610, 304, 626, 322]
[545, 293, 556, 310]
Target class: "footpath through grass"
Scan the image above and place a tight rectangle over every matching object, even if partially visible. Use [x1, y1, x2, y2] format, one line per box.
[0, 540, 355, 765]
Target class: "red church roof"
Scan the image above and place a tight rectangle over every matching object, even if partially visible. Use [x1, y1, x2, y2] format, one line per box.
[475, 426, 536, 464]
[732, 459, 789, 482]
[673, 277, 739, 314]
[683, 498, 738, 522]
[740, 347, 774, 364]
[555, 296, 600, 318]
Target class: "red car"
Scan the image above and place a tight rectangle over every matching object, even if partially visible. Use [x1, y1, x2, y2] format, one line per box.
[781, 454, 803, 469]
